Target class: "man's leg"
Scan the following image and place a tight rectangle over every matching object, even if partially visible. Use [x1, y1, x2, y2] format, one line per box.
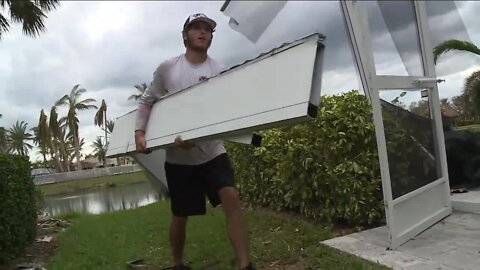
[219, 186, 251, 268]
[170, 215, 188, 266]
[165, 161, 204, 268]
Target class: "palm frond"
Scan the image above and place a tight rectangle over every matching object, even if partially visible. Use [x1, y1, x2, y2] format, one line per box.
[0, 11, 10, 39]
[34, 0, 60, 12]
[49, 106, 60, 137]
[77, 98, 97, 105]
[72, 86, 86, 98]
[434, 39, 480, 64]
[69, 84, 84, 103]
[38, 109, 50, 146]
[130, 83, 147, 101]
[9, 0, 47, 38]
[94, 99, 107, 127]
[106, 120, 114, 134]
[55, 94, 69, 106]
[58, 116, 68, 128]
[76, 104, 98, 110]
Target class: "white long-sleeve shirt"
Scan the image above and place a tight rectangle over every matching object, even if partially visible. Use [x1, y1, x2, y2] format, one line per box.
[135, 54, 226, 166]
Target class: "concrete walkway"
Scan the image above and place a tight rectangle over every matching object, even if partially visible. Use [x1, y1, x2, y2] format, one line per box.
[451, 188, 480, 214]
[322, 212, 480, 270]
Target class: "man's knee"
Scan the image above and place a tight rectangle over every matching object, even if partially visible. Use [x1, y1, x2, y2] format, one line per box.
[219, 187, 242, 212]
[171, 215, 188, 227]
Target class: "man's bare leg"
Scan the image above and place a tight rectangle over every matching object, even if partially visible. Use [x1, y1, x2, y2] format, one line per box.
[170, 215, 188, 266]
[219, 187, 251, 268]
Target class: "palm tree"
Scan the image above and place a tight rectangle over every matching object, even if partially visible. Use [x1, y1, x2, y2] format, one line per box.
[0, 0, 60, 40]
[56, 117, 72, 171]
[6, 120, 33, 156]
[50, 106, 68, 172]
[55, 84, 97, 170]
[434, 39, 480, 117]
[49, 106, 63, 171]
[128, 83, 148, 100]
[94, 99, 108, 147]
[92, 136, 107, 167]
[37, 109, 65, 171]
[31, 126, 48, 163]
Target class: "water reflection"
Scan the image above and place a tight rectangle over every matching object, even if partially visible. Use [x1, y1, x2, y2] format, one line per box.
[42, 181, 167, 216]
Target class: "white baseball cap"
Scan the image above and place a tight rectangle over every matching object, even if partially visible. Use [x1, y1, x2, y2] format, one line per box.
[183, 13, 217, 31]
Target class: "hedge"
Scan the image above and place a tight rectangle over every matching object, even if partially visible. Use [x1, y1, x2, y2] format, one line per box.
[0, 153, 38, 263]
[226, 91, 385, 227]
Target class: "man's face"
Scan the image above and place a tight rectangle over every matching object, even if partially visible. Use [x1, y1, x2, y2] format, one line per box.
[184, 21, 213, 52]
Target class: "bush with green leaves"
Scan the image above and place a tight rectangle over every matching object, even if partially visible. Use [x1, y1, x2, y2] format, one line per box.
[226, 90, 385, 227]
[0, 153, 38, 263]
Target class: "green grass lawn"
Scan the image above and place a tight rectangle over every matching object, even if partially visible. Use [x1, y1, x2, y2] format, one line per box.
[38, 171, 149, 196]
[454, 123, 480, 132]
[47, 201, 390, 270]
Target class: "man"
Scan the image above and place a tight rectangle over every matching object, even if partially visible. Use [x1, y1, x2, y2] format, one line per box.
[134, 13, 255, 270]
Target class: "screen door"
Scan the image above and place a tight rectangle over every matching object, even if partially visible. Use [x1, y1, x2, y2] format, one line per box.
[341, 0, 451, 248]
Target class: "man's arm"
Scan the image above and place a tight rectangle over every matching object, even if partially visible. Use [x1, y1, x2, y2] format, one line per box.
[135, 64, 168, 152]
[135, 65, 167, 132]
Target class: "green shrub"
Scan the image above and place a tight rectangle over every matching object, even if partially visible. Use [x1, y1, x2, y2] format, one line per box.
[0, 153, 38, 263]
[227, 91, 385, 227]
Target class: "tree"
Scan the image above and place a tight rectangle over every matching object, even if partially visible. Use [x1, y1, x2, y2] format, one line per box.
[0, 113, 6, 153]
[36, 109, 65, 171]
[36, 110, 50, 162]
[0, 126, 6, 153]
[0, 0, 60, 40]
[409, 100, 430, 118]
[128, 83, 148, 100]
[31, 126, 48, 163]
[92, 136, 107, 167]
[50, 106, 69, 172]
[94, 99, 108, 147]
[6, 120, 33, 156]
[55, 84, 97, 170]
[434, 39, 480, 118]
[465, 71, 480, 117]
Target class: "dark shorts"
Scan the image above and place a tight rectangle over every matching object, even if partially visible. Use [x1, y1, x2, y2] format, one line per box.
[164, 153, 236, 217]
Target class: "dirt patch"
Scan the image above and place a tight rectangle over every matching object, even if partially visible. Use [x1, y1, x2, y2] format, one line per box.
[2, 218, 71, 270]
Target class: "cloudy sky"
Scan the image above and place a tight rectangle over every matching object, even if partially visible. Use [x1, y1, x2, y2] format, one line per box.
[0, 0, 479, 162]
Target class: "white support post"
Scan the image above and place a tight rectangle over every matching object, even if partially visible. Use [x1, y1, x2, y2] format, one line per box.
[340, 0, 395, 244]
[414, 0, 452, 211]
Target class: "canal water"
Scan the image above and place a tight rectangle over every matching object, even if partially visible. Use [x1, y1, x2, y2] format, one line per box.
[41, 181, 167, 216]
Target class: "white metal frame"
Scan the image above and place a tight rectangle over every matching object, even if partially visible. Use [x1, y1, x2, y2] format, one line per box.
[107, 34, 324, 158]
[341, 0, 451, 249]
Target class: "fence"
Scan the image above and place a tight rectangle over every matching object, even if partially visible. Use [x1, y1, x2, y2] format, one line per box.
[33, 164, 144, 185]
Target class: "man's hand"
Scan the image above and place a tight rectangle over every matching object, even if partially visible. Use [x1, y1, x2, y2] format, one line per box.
[135, 130, 149, 153]
[174, 136, 195, 150]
